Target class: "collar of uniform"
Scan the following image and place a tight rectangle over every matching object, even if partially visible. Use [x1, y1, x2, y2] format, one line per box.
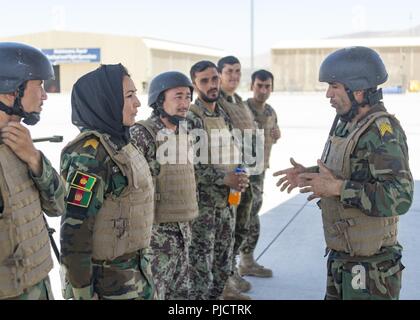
[149, 114, 166, 131]
[194, 98, 224, 117]
[359, 102, 387, 121]
[335, 102, 387, 137]
[150, 113, 183, 134]
[247, 98, 269, 113]
[221, 90, 242, 104]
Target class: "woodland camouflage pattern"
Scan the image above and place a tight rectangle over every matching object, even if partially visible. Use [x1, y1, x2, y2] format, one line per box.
[331, 103, 412, 218]
[322, 103, 413, 300]
[60, 133, 154, 300]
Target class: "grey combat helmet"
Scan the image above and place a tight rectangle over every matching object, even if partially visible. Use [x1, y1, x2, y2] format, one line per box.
[147, 71, 193, 126]
[319, 46, 388, 91]
[0, 42, 54, 125]
[319, 46, 388, 121]
[0, 42, 54, 94]
[148, 71, 193, 107]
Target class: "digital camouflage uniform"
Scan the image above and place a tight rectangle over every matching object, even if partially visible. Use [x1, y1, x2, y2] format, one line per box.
[187, 98, 236, 300]
[0, 149, 65, 300]
[242, 98, 280, 255]
[218, 91, 256, 272]
[130, 115, 195, 300]
[60, 133, 155, 300]
[318, 103, 413, 300]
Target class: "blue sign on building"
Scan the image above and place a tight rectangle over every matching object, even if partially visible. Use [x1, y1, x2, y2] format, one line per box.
[42, 48, 101, 64]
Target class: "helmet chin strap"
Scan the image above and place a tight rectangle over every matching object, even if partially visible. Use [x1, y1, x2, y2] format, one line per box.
[0, 83, 40, 125]
[341, 89, 368, 122]
[341, 88, 384, 123]
[158, 107, 186, 126]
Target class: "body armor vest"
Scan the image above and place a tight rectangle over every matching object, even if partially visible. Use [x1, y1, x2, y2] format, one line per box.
[189, 103, 239, 173]
[136, 119, 198, 224]
[247, 99, 277, 170]
[62, 131, 154, 261]
[0, 145, 53, 299]
[320, 111, 399, 257]
[219, 94, 256, 132]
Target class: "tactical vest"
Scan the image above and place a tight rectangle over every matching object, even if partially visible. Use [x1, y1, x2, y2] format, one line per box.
[0, 145, 53, 299]
[136, 119, 198, 224]
[62, 131, 154, 261]
[189, 103, 238, 173]
[219, 94, 256, 132]
[320, 111, 399, 257]
[247, 99, 277, 170]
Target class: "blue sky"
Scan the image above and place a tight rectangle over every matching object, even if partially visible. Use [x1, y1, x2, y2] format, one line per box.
[1, 0, 419, 57]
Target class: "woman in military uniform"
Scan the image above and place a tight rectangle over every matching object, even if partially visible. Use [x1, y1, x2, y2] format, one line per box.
[60, 64, 155, 300]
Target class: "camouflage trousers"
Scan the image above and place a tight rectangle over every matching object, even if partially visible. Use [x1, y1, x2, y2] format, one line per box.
[92, 249, 155, 300]
[5, 276, 54, 300]
[240, 172, 264, 255]
[189, 205, 235, 300]
[325, 244, 405, 300]
[232, 185, 253, 258]
[146, 222, 192, 300]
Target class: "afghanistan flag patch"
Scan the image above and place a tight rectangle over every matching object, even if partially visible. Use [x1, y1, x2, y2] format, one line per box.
[71, 171, 97, 191]
[67, 186, 93, 208]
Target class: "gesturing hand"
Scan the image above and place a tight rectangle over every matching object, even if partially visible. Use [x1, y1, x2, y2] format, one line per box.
[273, 157, 306, 193]
[298, 160, 343, 201]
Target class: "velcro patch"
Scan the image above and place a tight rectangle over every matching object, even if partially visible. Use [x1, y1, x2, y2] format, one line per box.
[67, 186, 93, 208]
[71, 171, 97, 191]
[83, 138, 99, 150]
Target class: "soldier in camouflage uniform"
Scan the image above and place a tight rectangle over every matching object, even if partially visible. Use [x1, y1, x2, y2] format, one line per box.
[217, 56, 256, 299]
[274, 47, 413, 300]
[0, 43, 65, 300]
[60, 64, 155, 300]
[130, 71, 199, 300]
[240, 70, 281, 278]
[187, 60, 249, 300]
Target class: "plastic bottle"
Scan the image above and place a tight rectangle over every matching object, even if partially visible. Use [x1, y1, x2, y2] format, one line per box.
[228, 167, 246, 207]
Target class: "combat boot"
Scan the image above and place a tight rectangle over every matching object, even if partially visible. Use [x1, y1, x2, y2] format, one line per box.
[228, 269, 251, 292]
[239, 252, 273, 278]
[222, 280, 252, 300]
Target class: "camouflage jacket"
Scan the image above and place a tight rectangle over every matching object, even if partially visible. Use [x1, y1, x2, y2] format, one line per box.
[130, 114, 169, 177]
[246, 98, 280, 139]
[0, 149, 65, 216]
[187, 98, 234, 207]
[60, 132, 129, 298]
[319, 103, 413, 217]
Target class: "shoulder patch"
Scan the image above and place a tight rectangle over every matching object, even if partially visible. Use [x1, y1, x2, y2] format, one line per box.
[375, 117, 394, 138]
[83, 138, 99, 150]
[71, 171, 97, 191]
[67, 186, 93, 208]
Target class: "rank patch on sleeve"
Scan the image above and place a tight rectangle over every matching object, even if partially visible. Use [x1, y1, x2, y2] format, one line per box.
[67, 186, 93, 208]
[83, 138, 99, 150]
[71, 171, 97, 191]
[379, 122, 393, 137]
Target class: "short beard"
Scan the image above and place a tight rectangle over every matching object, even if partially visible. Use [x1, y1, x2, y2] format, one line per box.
[199, 89, 220, 103]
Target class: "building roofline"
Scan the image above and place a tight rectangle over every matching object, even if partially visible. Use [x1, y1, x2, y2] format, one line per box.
[272, 37, 420, 50]
[1, 30, 225, 57]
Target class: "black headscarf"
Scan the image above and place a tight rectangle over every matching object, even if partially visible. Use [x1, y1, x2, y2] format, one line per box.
[71, 64, 129, 147]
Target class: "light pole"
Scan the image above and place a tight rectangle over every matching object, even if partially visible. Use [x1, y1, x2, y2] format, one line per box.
[251, 0, 255, 71]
